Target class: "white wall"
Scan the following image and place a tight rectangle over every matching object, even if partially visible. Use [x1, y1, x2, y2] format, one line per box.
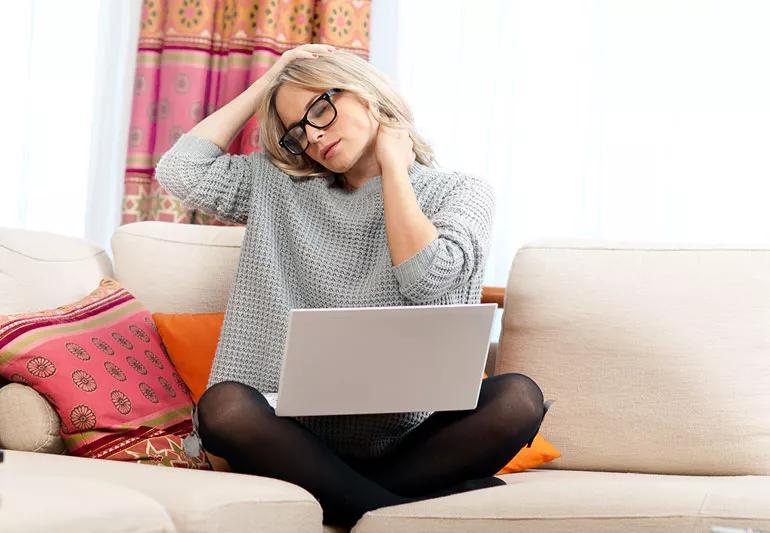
[370, 0, 770, 343]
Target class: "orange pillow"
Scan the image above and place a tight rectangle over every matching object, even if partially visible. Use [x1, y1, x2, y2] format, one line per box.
[152, 312, 561, 473]
[496, 433, 561, 474]
[152, 312, 223, 404]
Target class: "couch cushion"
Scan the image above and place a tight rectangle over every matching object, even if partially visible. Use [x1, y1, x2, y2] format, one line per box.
[111, 221, 245, 313]
[0, 226, 113, 315]
[495, 239, 770, 475]
[353, 469, 770, 533]
[2, 449, 323, 533]
[1, 472, 176, 532]
[0, 383, 63, 453]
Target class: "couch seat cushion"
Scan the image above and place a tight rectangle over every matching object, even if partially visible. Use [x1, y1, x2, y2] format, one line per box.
[1, 473, 175, 532]
[352, 469, 770, 533]
[2, 449, 323, 533]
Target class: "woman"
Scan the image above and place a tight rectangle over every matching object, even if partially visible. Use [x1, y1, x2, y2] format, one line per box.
[155, 43, 549, 528]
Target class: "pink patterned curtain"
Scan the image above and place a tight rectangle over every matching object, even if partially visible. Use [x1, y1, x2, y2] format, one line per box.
[122, 0, 371, 226]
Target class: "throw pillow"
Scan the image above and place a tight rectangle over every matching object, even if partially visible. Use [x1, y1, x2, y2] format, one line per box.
[151, 312, 223, 403]
[496, 433, 561, 474]
[0, 278, 211, 469]
[154, 312, 560, 474]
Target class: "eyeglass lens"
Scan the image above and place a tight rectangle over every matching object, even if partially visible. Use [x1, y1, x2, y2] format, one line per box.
[284, 97, 337, 154]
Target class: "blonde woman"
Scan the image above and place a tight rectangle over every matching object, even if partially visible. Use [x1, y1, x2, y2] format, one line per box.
[155, 43, 549, 528]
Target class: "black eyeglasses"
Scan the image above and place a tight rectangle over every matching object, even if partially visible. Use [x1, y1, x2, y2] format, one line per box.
[279, 88, 342, 156]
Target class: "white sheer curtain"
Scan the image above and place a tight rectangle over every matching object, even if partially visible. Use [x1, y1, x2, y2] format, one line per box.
[370, 0, 770, 341]
[0, 0, 141, 260]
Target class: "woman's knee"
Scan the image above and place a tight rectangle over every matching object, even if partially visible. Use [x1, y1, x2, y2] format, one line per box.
[196, 381, 273, 444]
[486, 372, 546, 439]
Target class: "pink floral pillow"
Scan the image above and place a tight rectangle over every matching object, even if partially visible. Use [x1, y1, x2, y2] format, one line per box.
[0, 278, 210, 469]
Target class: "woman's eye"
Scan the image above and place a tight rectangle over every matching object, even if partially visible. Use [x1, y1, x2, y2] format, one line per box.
[311, 102, 330, 116]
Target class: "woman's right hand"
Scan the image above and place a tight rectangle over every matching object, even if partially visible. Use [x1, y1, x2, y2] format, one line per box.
[263, 43, 338, 83]
[187, 46, 337, 151]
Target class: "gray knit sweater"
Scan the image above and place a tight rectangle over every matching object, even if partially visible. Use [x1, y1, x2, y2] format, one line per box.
[155, 133, 496, 459]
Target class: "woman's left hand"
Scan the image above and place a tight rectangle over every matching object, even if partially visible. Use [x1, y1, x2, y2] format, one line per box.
[374, 123, 416, 174]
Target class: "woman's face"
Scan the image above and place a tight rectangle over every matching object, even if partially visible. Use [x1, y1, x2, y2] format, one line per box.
[274, 84, 378, 174]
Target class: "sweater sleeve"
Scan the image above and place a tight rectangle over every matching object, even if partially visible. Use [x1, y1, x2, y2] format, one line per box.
[154, 133, 270, 224]
[391, 174, 496, 304]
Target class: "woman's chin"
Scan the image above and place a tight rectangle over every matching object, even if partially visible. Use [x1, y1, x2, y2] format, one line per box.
[322, 157, 345, 173]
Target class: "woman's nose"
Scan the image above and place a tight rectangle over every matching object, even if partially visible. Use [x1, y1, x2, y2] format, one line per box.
[305, 124, 324, 144]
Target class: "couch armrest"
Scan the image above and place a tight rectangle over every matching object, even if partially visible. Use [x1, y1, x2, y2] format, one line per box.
[0, 383, 64, 454]
[481, 286, 505, 308]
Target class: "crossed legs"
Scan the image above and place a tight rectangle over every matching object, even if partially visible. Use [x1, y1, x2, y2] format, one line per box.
[195, 373, 547, 527]
[340, 373, 547, 496]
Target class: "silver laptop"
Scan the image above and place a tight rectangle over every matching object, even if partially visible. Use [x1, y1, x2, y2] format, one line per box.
[267, 303, 498, 417]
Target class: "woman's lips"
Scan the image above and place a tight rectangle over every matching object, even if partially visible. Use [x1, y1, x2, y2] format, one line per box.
[323, 140, 340, 160]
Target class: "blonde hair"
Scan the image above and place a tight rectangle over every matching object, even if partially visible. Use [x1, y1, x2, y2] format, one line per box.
[255, 50, 436, 189]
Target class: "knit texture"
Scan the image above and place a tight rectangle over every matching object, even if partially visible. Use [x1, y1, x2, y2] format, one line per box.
[155, 133, 496, 459]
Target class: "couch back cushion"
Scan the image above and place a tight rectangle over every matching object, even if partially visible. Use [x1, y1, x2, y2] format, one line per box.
[0, 227, 113, 315]
[495, 239, 770, 476]
[111, 221, 245, 313]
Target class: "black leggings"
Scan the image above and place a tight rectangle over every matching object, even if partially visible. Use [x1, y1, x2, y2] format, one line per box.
[196, 373, 549, 527]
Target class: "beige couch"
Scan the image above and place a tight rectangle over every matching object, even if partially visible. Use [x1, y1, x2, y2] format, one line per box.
[1, 221, 769, 532]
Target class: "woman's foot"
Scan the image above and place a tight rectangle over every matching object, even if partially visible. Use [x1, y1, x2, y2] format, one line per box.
[324, 477, 507, 526]
[415, 476, 507, 500]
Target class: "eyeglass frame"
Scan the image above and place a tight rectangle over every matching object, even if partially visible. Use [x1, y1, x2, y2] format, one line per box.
[278, 88, 343, 156]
